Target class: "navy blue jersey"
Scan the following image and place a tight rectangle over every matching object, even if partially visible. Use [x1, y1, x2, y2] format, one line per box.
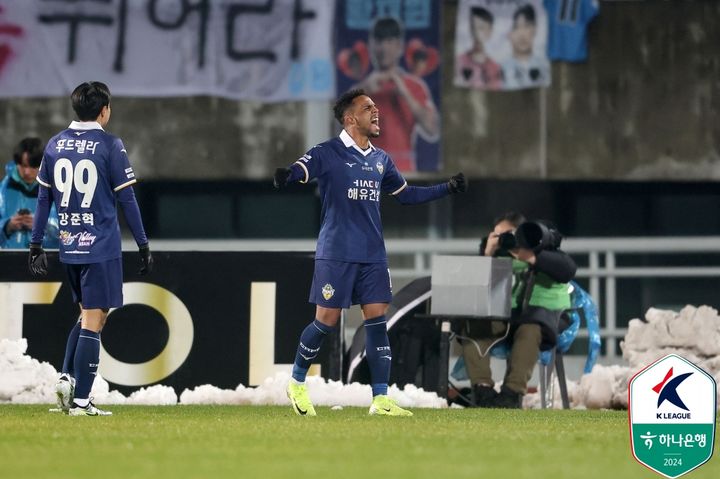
[37, 121, 137, 264]
[291, 130, 407, 263]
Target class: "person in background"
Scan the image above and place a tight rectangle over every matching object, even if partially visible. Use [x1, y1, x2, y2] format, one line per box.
[0, 138, 59, 249]
[461, 212, 576, 408]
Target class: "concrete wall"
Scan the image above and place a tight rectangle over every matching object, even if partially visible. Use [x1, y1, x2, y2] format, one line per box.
[2, 0, 719, 180]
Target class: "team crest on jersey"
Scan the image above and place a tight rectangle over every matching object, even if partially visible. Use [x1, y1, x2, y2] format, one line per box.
[322, 283, 335, 301]
[376, 162, 384, 174]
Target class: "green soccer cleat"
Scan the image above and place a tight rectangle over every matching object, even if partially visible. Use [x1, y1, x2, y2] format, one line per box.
[369, 395, 413, 417]
[68, 400, 112, 417]
[286, 380, 317, 417]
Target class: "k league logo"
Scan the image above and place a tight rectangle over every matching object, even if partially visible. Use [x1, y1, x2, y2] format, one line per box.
[629, 354, 717, 478]
[653, 367, 692, 417]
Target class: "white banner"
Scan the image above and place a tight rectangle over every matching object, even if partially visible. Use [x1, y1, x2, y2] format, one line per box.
[454, 0, 550, 91]
[0, 0, 335, 101]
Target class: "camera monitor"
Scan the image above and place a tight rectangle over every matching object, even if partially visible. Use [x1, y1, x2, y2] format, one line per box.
[430, 255, 512, 318]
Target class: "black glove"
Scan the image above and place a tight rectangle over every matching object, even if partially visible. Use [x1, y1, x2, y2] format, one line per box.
[28, 243, 48, 276]
[448, 172, 467, 194]
[273, 167, 291, 189]
[139, 244, 153, 275]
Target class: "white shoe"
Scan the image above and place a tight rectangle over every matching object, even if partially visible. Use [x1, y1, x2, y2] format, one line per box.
[55, 374, 75, 413]
[69, 399, 112, 417]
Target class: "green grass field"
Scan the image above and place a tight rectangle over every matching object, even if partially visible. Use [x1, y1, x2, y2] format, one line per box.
[0, 405, 717, 479]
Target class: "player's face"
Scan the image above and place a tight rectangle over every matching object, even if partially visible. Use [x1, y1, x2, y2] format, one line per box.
[470, 16, 492, 45]
[510, 17, 536, 56]
[370, 36, 403, 70]
[493, 220, 516, 236]
[17, 153, 39, 184]
[350, 95, 380, 138]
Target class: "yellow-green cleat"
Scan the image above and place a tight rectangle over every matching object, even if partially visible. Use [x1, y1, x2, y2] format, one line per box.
[287, 380, 317, 416]
[368, 395, 413, 417]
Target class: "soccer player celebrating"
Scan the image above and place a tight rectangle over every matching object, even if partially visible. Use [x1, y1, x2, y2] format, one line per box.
[29, 82, 153, 416]
[274, 89, 467, 416]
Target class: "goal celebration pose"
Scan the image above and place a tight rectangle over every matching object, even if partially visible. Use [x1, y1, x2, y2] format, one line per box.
[274, 89, 467, 416]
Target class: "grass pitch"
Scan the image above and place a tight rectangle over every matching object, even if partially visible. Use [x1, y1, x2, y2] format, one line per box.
[0, 405, 717, 479]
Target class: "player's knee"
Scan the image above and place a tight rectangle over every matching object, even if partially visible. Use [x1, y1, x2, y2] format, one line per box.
[361, 303, 388, 319]
[315, 307, 341, 326]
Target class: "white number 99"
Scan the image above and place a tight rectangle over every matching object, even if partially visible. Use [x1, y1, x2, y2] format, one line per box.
[54, 158, 98, 208]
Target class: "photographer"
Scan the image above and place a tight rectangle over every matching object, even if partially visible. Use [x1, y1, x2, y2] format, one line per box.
[461, 212, 576, 408]
[0, 138, 59, 249]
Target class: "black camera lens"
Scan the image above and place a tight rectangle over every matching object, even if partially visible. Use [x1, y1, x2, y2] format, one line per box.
[497, 231, 517, 250]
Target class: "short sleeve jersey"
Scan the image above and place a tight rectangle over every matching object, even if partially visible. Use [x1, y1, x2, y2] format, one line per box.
[545, 0, 599, 62]
[291, 130, 407, 263]
[37, 121, 137, 264]
[369, 73, 434, 172]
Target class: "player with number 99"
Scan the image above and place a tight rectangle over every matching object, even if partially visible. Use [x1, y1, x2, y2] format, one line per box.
[29, 82, 153, 417]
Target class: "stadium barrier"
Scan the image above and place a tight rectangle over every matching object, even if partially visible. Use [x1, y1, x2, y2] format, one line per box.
[0, 251, 342, 395]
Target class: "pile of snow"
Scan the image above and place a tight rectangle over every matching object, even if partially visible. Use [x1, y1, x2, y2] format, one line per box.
[0, 338, 445, 408]
[180, 372, 445, 408]
[0, 338, 57, 404]
[4, 304, 718, 410]
[0, 338, 178, 406]
[525, 305, 720, 409]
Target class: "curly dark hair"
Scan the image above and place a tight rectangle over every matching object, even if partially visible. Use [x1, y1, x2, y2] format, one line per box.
[332, 89, 367, 125]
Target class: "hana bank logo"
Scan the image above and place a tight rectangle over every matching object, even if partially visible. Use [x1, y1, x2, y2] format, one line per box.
[653, 367, 693, 419]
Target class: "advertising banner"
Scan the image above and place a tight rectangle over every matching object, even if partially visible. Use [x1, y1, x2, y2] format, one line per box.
[0, 251, 339, 394]
[0, 0, 335, 101]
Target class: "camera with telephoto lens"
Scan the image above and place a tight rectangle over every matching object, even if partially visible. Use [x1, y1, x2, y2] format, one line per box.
[497, 221, 562, 252]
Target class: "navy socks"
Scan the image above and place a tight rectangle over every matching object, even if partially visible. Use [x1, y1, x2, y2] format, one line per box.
[292, 319, 335, 383]
[73, 329, 100, 401]
[364, 315, 391, 396]
[61, 320, 82, 375]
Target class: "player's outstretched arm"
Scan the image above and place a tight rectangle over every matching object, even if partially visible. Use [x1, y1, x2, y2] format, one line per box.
[447, 172, 467, 194]
[393, 172, 467, 205]
[273, 161, 311, 189]
[116, 185, 152, 275]
[273, 167, 291, 189]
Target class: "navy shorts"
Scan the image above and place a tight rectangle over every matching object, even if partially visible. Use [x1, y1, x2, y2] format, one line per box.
[309, 259, 392, 308]
[64, 258, 123, 309]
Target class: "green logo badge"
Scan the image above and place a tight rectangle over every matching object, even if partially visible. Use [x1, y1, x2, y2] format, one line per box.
[629, 354, 716, 478]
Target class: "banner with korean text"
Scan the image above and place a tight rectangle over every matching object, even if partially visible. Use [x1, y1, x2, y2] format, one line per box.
[0, 0, 335, 101]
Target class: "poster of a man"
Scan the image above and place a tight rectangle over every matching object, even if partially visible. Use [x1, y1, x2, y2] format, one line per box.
[455, 6, 504, 90]
[454, 0, 550, 91]
[336, 1, 442, 172]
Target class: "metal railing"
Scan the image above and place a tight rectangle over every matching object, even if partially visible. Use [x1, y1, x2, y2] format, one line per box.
[133, 236, 720, 363]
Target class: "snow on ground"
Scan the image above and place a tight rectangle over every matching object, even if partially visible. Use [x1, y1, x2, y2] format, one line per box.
[2, 304, 719, 409]
[0, 338, 444, 408]
[525, 305, 720, 409]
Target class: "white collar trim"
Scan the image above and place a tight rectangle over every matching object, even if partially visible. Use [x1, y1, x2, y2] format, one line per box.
[69, 121, 104, 131]
[340, 129, 375, 157]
